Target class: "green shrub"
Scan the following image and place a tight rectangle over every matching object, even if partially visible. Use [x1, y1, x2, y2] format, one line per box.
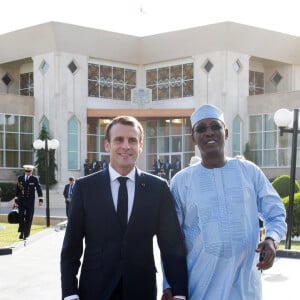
[282, 192, 300, 236]
[272, 175, 300, 198]
[0, 182, 16, 202]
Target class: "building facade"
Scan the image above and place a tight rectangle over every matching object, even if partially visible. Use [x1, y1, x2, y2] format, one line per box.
[0, 21, 299, 206]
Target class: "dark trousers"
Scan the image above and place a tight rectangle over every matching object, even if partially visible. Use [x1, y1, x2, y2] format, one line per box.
[109, 280, 123, 300]
[18, 201, 34, 238]
[65, 201, 70, 218]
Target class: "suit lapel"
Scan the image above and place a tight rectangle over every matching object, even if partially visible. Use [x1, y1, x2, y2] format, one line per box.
[100, 169, 116, 215]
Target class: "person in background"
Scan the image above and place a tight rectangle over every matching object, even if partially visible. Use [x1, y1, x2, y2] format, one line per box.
[83, 159, 90, 176]
[102, 159, 108, 170]
[164, 159, 171, 180]
[61, 116, 188, 300]
[63, 176, 75, 218]
[153, 159, 161, 175]
[162, 104, 287, 300]
[14, 164, 43, 240]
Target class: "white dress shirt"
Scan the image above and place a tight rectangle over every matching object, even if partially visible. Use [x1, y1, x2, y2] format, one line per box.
[109, 165, 135, 220]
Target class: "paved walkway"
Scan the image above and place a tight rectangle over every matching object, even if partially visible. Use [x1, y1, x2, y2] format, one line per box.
[0, 228, 64, 300]
[0, 207, 299, 299]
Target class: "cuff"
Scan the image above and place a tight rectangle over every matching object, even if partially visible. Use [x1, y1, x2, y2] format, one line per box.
[64, 295, 79, 300]
[264, 231, 281, 244]
[265, 236, 279, 249]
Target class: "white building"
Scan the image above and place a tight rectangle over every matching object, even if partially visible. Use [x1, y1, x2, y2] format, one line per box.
[0, 21, 299, 207]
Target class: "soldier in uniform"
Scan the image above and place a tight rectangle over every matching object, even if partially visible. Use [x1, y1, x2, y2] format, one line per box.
[14, 165, 43, 240]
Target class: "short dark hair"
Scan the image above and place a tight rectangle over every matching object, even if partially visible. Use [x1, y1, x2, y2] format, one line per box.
[104, 116, 144, 143]
[69, 177, 75, 181]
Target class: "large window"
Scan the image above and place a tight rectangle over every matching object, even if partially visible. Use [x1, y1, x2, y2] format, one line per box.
[146, 63, 193, 101]
[86, 117, 195, 179]
[88, 63, 136, 100]
[145, 118, 194, 179]
[0, 114, 34, 168]
[248, 113, 300, 167]
[249, 71, 264, 95]
[68, 117, 79, 170]
[86, 118, 110, 166]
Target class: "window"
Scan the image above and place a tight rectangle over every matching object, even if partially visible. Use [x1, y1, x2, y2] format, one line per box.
[202, 59, 214, 73]
[0, 114, 34, 168]
[86, 117, 110, 165]
[20, 72, 34, 96]
[249, 71, 264, 95]
[146, 63, 193, 101]
[68, 60, 79, 75]
[145, 118, 194, 179]
[68, 117, 79, 170]
[2, 72, 13, 86]
[88, 63, 136, 101]
[41, 117, 49, 133]
[233, 59, 243, 73]
[248, 113, 300, 167]
[40, 60, 49, 74]
[271, 71, 282, 86]
[86, 117, 195, 179]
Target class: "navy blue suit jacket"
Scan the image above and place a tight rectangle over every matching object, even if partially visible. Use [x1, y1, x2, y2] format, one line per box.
[61, 168, 187, 300]
[63, 184, 70, 200]
[15, 174, 43, 205]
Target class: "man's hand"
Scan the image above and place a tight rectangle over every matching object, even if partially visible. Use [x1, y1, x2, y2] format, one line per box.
[14, 198, 18, 208]
[161, 289, 185, 300]
[256, 238, 277, 270]
[161, 289, 172, 300]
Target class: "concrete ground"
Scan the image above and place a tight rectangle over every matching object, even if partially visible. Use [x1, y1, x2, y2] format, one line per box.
[0, 206, 299, 299]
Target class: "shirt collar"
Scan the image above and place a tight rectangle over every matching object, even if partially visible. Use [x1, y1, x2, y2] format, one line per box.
[109, 165, 136, 182]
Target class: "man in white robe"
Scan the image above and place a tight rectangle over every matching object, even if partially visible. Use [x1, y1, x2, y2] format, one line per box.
[162, 104, 287, 300]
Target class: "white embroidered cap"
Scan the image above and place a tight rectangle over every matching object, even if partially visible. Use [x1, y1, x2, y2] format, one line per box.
[191, 104, 225, 128]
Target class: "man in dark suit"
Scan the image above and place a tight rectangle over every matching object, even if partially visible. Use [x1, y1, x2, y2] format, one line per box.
[61, 116, 188, 300]
[14, 164, 43, 240]
[63, 176, 75, 218]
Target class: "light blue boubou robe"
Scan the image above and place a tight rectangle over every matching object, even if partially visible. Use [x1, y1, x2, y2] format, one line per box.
[164, 158, 286, 300]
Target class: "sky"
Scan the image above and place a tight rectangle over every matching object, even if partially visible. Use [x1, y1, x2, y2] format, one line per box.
[1, 0, 300, 37]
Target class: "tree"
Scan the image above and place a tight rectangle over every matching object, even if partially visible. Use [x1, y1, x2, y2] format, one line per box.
[34, 126, 57, 185]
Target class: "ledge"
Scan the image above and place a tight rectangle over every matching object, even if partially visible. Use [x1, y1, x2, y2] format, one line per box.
[276, 249, 300, 259]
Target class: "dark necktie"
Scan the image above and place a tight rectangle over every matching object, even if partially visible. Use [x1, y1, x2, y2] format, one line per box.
[117, 177, 128, 236]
